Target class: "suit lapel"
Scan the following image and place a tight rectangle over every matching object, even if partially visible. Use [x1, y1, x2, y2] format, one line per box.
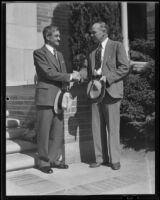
[91, 50, 96, 72]
[57, 52, 64, 72]
[42, 45, 61, 71]
[102, 38, 112, 67]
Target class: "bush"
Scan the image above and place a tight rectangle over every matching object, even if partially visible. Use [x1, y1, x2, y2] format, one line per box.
[130, 39, 155, 59]
[130, 50, 152, 62]
[140, 59, 155, 89]
[121, 60, 155, 120]
[121, 60, 155, 147]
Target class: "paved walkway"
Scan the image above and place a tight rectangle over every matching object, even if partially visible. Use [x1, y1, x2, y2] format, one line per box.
[6, 149, 155, 196]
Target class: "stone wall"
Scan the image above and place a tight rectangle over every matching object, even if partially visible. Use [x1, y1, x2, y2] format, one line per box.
[6, 3, 37, 86]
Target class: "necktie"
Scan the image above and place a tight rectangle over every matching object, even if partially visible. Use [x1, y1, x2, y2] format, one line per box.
[53, 48, 58, 59]
[53, 48, 62, 72]
[95, 43, 102, 71]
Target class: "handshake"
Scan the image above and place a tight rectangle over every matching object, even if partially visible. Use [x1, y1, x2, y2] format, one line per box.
[70, 69, 87, 82]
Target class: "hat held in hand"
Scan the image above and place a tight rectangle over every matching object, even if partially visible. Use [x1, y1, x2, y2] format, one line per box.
[54, 90, 73, 114]
[87, 79, 105, 103]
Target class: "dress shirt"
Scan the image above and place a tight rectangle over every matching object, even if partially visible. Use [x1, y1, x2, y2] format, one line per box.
[45, 44, 56, 56]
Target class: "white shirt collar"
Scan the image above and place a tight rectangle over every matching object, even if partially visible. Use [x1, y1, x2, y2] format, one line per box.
[45, 44, 56, 55]
[101, 37, 108, 49]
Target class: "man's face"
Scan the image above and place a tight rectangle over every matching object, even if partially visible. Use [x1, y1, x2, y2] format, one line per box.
[47, 30, 60, 47]
[91, 24, 105, 43]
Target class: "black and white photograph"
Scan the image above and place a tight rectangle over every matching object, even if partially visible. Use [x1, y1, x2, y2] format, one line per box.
[2, 1, 158, 198]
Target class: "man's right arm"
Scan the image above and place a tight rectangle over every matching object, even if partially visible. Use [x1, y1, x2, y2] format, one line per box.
[33, 50, 80, 82]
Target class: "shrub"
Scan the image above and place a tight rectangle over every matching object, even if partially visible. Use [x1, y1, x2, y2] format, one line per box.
[130, 38, 155, 59]
[121, 60, 155, 147]
[130, 50, 152, 62]
[140, 59, 155, 89]
[121, 60, 155, 120]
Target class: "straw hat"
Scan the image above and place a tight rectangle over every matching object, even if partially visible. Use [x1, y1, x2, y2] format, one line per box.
[54, 90, 73, 114]
[87, 79, 105, 103]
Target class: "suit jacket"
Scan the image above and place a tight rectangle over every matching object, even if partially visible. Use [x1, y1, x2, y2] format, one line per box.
[89, 39, 129, 99]
[33, 45, 70, 106]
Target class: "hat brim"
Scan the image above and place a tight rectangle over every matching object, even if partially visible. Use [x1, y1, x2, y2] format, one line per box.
[87, 79, 106, 103]
[54, 90, 63, 114]
[61, 92, 73, 111]
[54, 90, 73, 114]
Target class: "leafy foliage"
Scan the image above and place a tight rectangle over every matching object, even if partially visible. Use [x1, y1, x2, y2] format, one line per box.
[130, 50, 152, 62]
[121, 60, 155, 121]
[122, 38, 155, 146]
[130, 39, 155, 59]
[140, 60, 155, 89]
[121, 60, 155, 147]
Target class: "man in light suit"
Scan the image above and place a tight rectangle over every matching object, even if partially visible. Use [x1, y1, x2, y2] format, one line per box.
[33, 25, 80, 174]
[88, 22, 129, 170]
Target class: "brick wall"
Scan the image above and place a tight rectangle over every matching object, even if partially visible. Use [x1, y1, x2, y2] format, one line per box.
[6, 83, 93, 141]
[6, 85, 36, 122]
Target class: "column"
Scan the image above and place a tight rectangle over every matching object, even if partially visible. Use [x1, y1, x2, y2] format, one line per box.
[121, 2, 129, 58]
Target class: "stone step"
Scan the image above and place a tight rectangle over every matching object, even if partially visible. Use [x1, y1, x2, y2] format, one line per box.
[6, 139, 37, 154]
[6, 152, 37, 172]
[6, 128, 36, 143]
[6, 128, 26, 140]
[6, 118, 21, 128]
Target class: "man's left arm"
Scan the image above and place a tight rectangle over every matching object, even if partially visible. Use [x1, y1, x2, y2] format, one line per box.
[102, 42, 130, 85]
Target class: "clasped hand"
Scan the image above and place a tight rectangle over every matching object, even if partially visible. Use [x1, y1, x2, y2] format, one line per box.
[93, 70, 107, 83]
[71, 70, 81, 82]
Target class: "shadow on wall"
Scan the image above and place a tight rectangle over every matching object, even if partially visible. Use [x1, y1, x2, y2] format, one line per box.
[51, 3, 72, 73]
[68, 82, 96, 164]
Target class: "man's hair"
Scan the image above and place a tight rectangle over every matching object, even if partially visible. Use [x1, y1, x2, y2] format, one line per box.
[43, 25, 59, 43]
[92, 22, 109, 34]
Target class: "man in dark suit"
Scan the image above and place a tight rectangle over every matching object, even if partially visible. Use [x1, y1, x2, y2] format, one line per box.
[88, 22, 129, 170]
[33, 25, 80, 174]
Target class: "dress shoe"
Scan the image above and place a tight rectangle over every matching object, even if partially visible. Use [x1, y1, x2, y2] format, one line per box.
[39, 166, 53, 174]
[89, 162, 102, 168]
[51, 162, 69, 169]
[110, 162, 121, 170]
[102, 162, 111, 167]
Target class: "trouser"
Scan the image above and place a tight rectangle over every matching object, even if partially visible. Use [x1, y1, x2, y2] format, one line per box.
[36, 106, 64, 167]
[92, 92, 121, 164]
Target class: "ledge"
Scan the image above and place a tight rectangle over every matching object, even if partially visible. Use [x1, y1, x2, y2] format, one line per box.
[130, 60, 148, 72]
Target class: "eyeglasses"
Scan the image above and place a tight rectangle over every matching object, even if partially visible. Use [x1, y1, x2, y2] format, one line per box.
[54, 34, 60, 37]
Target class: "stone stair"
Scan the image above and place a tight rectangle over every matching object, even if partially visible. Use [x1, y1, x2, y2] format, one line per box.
[6, 118, 37, 172]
